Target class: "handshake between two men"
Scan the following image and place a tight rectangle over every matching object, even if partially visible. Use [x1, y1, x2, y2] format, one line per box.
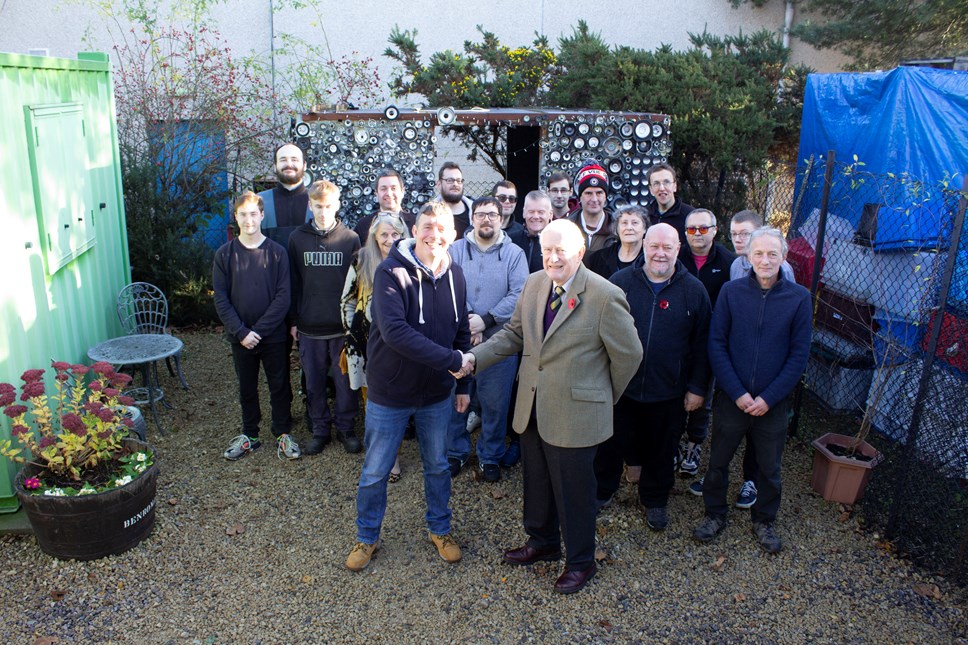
[449, 353, 476, 380]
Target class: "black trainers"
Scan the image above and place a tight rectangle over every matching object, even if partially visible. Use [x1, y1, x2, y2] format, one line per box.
[693, 515, 728, 543]
[752, 521, 782, 553]
[303, 435, 331, 455]
[645, 506, 669, 531]
[448, 457, 466, 478]
[500, 440, 521, 467]
[337, 430, 362, 454]
[479, 462, 501, 483]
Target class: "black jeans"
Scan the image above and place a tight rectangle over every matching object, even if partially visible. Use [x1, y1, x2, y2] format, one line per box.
[595, 396, 685, 507]
[230, 340, 292, 438]
[703, 392, 790, 523]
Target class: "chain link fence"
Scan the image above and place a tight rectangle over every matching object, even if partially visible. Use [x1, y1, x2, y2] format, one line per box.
[786, 153, 968, 584]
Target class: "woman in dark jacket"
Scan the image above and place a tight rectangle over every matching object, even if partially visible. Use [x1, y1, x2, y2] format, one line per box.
[588, 206, 649, 279]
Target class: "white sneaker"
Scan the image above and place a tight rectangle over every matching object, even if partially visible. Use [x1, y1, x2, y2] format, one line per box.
[276, 433, 302, 460]
[466, 411, 482, 432]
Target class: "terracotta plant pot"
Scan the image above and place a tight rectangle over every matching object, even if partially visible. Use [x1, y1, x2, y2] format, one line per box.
[15, 438, 159, 560]
[811, 432, 884, 504]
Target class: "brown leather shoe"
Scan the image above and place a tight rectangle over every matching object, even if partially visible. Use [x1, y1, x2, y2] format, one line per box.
[503, 543, 562, 565]
[553, 563, 597, 594]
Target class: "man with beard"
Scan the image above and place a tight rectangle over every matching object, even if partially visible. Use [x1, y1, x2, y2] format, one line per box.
[446, 196, 528, 482]
[353, 168, 414, 244]
[595, 223, 711, 531]
[436, 161, 474, 239]
[645, 163, 694, 246]
[258, 143, 313, 246]
[547, 172, 573, 220]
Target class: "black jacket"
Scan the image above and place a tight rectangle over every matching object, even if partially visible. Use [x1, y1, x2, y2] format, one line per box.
[679, 242, 737, 307]
[509, 227, 543, 274]
[588, 244, 643, 279]
[646, 198, 695, 246]
[288, 221, 360, 336]
[609, 259, 711, 403]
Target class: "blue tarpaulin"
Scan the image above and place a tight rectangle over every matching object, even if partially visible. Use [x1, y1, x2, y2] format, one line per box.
[793, 66, 968, 251]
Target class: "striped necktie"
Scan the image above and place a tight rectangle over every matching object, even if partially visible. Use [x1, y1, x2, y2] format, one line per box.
[550, 285, 565, 311]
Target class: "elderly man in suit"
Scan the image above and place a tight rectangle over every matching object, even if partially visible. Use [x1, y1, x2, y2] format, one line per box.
[460, 219, 642, 594]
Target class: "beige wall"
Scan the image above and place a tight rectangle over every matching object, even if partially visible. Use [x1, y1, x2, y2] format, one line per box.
[0, 0, 847, 186]
[0, 0, 847, 76]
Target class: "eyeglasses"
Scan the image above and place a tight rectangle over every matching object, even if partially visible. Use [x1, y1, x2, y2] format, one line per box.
[547, 188, 570, 195]
[729, 231, 752, 241]
[441, 178, 463, 185]
[686, 225, 716, 235]
[495, 194, 517, 203]
[650, 179, 674, 189]
[473, 211, 501, 221]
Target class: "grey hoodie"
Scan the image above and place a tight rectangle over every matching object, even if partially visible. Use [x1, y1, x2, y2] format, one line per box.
[448, 229, 529, 339]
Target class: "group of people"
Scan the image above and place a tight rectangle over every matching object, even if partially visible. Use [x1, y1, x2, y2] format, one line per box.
[213, 142, 812, 595]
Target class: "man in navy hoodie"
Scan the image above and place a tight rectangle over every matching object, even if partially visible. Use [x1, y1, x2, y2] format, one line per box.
[693, 227, 812, 553]
[346, 202, 472, 572]
[288, 180, 361, 455]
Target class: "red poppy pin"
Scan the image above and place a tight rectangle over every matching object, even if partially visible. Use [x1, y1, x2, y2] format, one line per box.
[659, 300, 670, 310]
[568, 298, 576, 310]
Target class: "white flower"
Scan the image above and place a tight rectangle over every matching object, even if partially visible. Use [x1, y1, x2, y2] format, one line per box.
[115, 475, 132, 487]
[43, 488, 65, 497]
[134, 464, 145, 473]
[78, 486, 96, 495]
[135, 452, 147, 462]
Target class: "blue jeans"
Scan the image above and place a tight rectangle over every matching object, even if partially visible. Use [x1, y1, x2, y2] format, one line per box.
[356, 397, 453, 543]
[447, 355, 518, 465]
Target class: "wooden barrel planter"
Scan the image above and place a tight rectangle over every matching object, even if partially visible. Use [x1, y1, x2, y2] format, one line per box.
[15, 439, 159, 560]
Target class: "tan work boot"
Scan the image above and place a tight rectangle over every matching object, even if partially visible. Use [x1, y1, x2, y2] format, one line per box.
[429, 532, 462, 563]
[345, 541, 379, 571]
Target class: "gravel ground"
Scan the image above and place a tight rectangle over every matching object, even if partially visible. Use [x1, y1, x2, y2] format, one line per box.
[1, 328, 966, 644]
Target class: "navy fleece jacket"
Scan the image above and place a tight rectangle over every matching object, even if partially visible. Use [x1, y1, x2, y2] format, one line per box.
[610, 259, 711, 402]
[366, 239, 472, 408]
[708, 271, 813, 407]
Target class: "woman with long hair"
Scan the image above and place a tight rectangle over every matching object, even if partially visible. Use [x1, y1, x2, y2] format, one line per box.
[342, 214, 407, 480]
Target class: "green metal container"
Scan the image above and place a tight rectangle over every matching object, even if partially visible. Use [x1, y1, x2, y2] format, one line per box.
[0, 51, 130, 512]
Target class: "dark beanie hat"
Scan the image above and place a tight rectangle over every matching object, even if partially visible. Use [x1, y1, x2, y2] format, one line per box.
[576, 162, 609, 197]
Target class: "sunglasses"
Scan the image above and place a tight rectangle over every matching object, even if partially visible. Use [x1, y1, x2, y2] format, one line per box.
[495, 194, 518, 203]
[686, 225, 716, 235]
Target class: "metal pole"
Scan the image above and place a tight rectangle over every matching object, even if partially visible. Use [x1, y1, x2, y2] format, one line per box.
[886, 174, 968, 536]
[790, 151, 836, 436]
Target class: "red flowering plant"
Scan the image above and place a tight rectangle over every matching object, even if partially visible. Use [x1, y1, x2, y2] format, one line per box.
[0, 361, 153, 496]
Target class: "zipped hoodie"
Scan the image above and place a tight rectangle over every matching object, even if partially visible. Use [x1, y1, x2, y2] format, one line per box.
[288, 220, 360, 336]
[367, 238, 472, 407]
[709, 270, 813, 407]
[610, 259, 711, 402]
[448, 229, 529, 339]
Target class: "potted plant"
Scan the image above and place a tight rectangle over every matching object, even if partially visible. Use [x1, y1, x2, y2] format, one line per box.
[810, 332, 897, 505]
[0, 361, 159, 560]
